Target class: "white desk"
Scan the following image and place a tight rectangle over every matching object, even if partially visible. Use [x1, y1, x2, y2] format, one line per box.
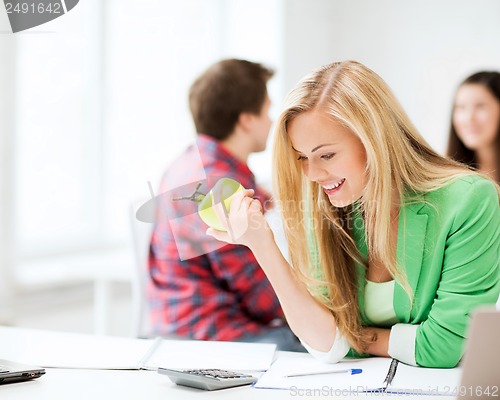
[0, 363, 457, 400]
[0, 327, 455, 400]
[0, 367, 276, 400]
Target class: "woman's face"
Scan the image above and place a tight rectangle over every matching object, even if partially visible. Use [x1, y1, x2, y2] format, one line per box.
[452, 83, 500, 151]
[288, 110, 368, 208]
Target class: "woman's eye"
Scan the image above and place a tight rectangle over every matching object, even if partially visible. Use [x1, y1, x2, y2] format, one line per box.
[297, 155, 307, 161]
[321, 153, 335, 160]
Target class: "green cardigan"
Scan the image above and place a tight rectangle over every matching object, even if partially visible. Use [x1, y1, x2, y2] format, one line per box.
[310, 176, 500, 368]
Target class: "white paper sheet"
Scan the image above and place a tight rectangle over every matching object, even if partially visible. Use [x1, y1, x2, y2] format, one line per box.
[388, 362, 462, 396]
[0, 326, 276, 371]
[254, 356, 390, 392]
[0, 326, 153, 369]
[255, 355, 464, 396]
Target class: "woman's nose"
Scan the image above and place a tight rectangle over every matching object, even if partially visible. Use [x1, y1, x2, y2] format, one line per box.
[305, 160, 328, 182]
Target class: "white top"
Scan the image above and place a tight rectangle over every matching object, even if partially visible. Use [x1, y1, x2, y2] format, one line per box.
[364, 279, 399, 326]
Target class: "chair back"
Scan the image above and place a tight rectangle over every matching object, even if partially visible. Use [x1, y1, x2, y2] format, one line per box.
[129, 199, 154, 338]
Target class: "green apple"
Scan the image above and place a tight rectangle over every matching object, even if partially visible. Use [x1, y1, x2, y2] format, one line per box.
[172, 178, 244, 231]
[198, 178, 244, 231]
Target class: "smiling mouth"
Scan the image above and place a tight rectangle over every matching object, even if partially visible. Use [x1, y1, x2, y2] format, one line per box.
[322, 178, 346, 194]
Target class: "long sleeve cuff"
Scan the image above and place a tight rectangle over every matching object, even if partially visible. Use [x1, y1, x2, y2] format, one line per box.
[300, 327, 350, 363]
[388, 323, 418, 366]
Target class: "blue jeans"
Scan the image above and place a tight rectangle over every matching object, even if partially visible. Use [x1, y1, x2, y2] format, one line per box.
[234, 325, 307, 352]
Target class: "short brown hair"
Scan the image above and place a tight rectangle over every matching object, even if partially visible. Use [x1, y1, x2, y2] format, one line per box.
[189, 59, 274, 141]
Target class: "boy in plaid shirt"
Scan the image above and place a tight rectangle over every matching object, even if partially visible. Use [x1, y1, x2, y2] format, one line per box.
[148, 59, 303, 351]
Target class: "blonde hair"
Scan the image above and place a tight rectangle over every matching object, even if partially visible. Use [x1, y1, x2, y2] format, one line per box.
[272, 61, 498, 353]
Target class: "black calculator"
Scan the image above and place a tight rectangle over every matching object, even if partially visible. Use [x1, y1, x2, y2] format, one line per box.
[157, 368, 257, 391]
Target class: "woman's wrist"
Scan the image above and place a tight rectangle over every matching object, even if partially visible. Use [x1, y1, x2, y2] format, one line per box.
[363, 327, 390, 357]
[248, 227, 277, 260]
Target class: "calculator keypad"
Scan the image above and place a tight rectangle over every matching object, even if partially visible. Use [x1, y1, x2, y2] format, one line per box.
[158, 367, 257, 390]
[184, 369, 250, 379]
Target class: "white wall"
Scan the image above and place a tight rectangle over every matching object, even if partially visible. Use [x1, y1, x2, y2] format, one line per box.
[0, 26, 16, 317]
[223, 0, 286, 185]
[282, 0, 500, 154]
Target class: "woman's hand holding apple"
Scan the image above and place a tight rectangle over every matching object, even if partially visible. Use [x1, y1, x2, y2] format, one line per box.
[206, 188, 274, 251]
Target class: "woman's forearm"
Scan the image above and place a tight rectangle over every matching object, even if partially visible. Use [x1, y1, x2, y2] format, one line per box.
[251, 238, 338, 352]
[206, 190, 339, 352]
[363, 327, 390, 357]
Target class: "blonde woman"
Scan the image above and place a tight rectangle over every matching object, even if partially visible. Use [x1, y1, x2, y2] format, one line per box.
[208, 61, 500, 368]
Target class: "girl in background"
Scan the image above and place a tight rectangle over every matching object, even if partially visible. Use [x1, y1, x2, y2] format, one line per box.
[447, 71, 500, 183]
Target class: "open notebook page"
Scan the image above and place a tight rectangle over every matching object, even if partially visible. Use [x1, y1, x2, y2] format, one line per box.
[0, 327, 276, 371]
[0, 326, 153, 369]
[388, 362, 462, 395]
[255, 357, 391, 391]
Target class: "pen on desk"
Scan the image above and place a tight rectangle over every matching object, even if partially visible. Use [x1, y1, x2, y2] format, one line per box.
[383, 359, 399, 388]
[284, 368, 363, 378]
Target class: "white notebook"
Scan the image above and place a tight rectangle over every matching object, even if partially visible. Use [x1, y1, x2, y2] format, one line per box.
[0, 326, 276, 371]
[255, 356, 461, 395]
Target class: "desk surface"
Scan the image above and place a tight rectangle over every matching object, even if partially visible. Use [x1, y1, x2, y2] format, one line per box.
[0, 327, 454, 400]
[0, 366, 456, 400]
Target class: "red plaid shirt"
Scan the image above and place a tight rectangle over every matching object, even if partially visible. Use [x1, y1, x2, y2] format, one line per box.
[148, 134, 284, 341]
